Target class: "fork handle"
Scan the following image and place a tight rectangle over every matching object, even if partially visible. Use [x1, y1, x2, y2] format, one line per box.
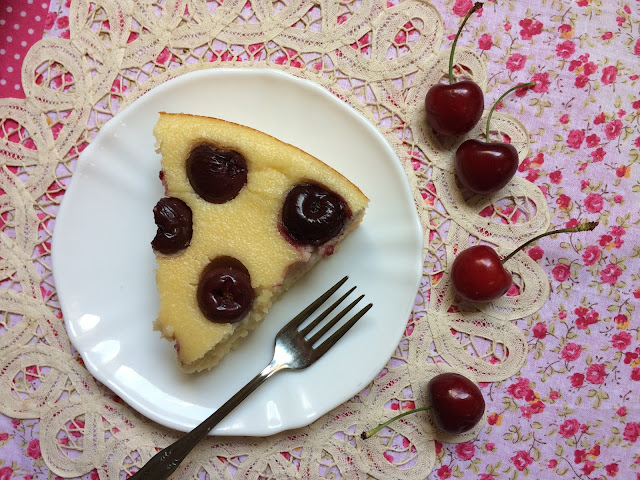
[129, 360, 282, 480]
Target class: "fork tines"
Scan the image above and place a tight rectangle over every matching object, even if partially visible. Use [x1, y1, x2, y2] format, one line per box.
[287, 276, 372, 352]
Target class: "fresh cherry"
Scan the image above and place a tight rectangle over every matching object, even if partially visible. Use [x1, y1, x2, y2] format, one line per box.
[455, 82, 535, 194]
[451, 221, 599, 302]
[186, 143, 248, 203]
[281, 183, 348, 246]
[197, 257, 255, 323]
[450, 245, 512, 302]
[424, 2, 484, 136]
[360, 372, 485, 439]
[427, 372, 485, 435]
[151, 197, 193, 254]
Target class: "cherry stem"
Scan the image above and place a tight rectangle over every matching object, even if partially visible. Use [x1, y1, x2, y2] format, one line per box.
[360, 407, 430, 439]
[485, 82, 536, 141]
[501, 221, 599, 264]
[448, 2, 483, 84]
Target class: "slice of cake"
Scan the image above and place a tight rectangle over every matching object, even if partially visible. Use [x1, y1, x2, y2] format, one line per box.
[151, 113, 369, 373]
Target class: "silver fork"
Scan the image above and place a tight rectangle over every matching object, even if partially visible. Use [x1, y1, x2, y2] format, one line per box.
[130, 276, 371, 479]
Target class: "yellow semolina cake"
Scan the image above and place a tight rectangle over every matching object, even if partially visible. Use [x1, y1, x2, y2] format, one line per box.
[151, 113, 369, 373]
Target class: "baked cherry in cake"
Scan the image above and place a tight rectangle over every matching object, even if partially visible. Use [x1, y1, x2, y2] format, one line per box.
[186, 144, 248, 203]
[152, 113, 368, 373]
[281, 183, 348, 246]
[152, 197, 193, 254]
[197, 257, 255, 323]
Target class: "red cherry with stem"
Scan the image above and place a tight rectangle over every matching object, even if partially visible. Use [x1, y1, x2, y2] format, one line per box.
[455, 82, 535, 194]
[451, 245, 512, 302]
[424, 2, 484, 136]
[427, 372, 485, 435]
[360, 372, 485, 439]
[451, 221, 599, 302]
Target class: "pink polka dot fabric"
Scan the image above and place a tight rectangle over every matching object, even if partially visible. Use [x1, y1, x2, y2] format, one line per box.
[0, 0, 50, 98]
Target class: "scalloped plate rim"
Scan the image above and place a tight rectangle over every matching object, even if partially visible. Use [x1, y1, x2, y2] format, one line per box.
[51, 68, 424, 436]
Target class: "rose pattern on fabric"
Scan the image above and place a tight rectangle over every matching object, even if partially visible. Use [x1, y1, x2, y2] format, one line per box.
[427, 0, 640, 478]
[1, 0, 640, 478]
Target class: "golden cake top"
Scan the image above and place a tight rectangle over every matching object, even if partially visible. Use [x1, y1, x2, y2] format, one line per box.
[152, 113, 368, 369]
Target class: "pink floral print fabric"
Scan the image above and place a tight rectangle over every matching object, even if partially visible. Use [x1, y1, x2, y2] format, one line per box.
[1, 0, 639, 478]
[426, 1, 640, 479]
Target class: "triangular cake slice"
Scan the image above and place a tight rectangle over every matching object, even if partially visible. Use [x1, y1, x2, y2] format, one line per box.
[151, 113, 369, 373]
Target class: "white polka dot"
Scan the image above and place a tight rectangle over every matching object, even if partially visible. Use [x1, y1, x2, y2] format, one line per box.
[28, 28, 34, 34]
[14, 53, 20, 60]
[42, 2, 47, 8]
[14, 24, 19, 30]
[0, 49, 5, 54]
[6, 36, 12, 42]
[14, 84, 20, 90]
[0, 20, 5, 25]
[21, 41, 27, 46]
[21, 11, 26, 17]
[35, 16, 41, 21]
[0, 80, 5, 85]
[7, 67, 13, 72]
[6, 6, 12, 13]
[28, 0, 33, 3]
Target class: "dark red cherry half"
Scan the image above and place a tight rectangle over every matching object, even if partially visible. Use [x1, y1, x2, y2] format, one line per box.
[186, 143, 248, 203]
[152, 197, 193, 254]
[197, 257, 254, 323]
[281, 183, 347, 246]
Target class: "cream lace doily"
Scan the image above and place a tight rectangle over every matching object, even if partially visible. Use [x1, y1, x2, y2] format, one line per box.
[0, 0, 550, 478]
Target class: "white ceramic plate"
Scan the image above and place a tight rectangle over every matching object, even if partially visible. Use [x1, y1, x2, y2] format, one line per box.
[52, 68, 423, 436]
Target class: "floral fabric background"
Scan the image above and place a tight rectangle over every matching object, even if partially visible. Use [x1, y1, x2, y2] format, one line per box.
[1, 0, 640, 479]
